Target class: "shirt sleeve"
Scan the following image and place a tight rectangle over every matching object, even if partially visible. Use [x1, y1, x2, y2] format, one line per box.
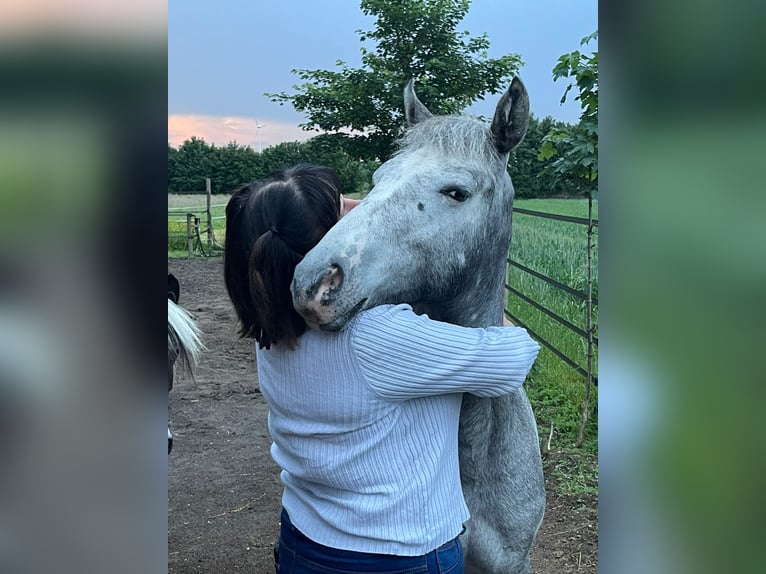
[350, 304, 540, 401]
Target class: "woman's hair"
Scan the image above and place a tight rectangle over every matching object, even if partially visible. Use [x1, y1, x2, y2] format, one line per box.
[223, 164, 343, 349]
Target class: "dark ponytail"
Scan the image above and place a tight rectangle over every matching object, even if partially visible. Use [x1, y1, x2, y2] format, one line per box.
[223, 164, 342, 349]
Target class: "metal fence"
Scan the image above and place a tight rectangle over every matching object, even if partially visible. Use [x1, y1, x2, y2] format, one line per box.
[168, 179, 226, 256]
[503, 198, 598, 445]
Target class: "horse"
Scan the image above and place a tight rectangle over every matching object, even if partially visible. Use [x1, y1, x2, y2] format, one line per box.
[167, 273, 203, 453]
[290, 78, 544, 574]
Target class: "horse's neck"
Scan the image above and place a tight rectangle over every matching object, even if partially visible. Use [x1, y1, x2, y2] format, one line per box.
[415, 259, 507, 327]
[448, 256, 517, 450]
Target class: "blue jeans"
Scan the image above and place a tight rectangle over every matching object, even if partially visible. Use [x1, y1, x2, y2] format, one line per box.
[275, 508, 463, 574]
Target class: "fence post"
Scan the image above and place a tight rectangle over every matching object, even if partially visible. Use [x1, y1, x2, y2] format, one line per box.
[577, 184, 596, 447]
[186, 212, 193, 258]
[206, 178, 213, 248]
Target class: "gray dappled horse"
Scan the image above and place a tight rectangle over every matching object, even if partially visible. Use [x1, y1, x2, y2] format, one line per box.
[291, 78, 545, 573]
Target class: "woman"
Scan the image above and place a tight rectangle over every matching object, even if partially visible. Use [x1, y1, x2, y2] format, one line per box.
[224, 164, 539, 574]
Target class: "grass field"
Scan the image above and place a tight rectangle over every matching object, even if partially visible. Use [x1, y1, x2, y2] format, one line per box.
[168, 194, 230, 257]
[508, 198, 598, 451]
[168, 194, 599, 452]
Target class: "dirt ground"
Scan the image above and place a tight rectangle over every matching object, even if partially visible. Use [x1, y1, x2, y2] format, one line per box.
[168, 257, 598, 573]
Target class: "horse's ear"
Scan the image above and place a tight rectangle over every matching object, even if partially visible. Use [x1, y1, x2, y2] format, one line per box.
[404, 79, 433, 126]
[491, 77, 530, 155]
[168, 273, 180, 303]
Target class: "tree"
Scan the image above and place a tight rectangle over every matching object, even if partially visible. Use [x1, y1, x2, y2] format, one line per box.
[169, 138, 256, 194]
[539, 31, 598, 196]
[509, 114, 582, 198]
[267, 0, 523, 162]
[168, 136, 376, 196]
[168, 144, 180, 192]
[169, 137, 214, 192]
[257, 138, 376, 195]
[212, 142, 263, 192]
[302, 134, 377, 195]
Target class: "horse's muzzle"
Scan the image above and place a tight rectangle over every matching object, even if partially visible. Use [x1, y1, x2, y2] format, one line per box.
[292, 264, 347, 329]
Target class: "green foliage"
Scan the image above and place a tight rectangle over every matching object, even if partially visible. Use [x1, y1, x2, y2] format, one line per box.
[256, 138, 377, 195]
[546, 451, 598, 497]
[539, 31, 598, 195]
[167, 219, 190, 253]
[266, 0, 522, 162]
[169, 137, 213, 192]
[509, 114, 584, 198]
[168, 135, 377, 196]
[213, 142, 265, 191]
[168, 137, 263, 193]
[303, 135, 378, 195]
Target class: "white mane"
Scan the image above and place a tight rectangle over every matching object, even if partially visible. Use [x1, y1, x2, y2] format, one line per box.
[168, 299, 204, 367]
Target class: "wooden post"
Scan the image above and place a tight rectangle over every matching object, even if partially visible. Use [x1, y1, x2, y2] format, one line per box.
[577, 178, 595, 447]
[206, 178, 213, 248]
[186, 212, 194, 258]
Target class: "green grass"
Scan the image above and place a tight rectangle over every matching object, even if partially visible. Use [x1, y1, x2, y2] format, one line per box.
[547, 450, 599, 498]
[509, 198, 598, 454]
[168, 194, 230, 257]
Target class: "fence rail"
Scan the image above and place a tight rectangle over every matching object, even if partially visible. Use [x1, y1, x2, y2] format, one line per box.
[505, 202, 598, 391]
[507, 259, 598, 305]
[503, 308, 596, 384]
[504, 282, 597, 346]
[168, 179, 224, 256]
[168, 204, 228, 212]
[512, 207, 599, 227]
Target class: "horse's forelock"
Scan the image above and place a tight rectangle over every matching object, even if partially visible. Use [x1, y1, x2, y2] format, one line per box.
[396, 115, 501, 169]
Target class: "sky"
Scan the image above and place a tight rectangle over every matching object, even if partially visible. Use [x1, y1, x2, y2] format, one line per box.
[168, 0, 598, 150]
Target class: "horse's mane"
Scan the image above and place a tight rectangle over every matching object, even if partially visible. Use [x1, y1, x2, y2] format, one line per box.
[168, 299, 204, 372]
[395, 115, 501, 167]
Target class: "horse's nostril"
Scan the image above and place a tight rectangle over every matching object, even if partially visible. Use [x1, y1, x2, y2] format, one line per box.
[315, 265, 345, 306]
[326, 264, 344, 290]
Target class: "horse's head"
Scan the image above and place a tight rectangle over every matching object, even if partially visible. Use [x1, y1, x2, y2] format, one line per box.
[292, 78, 529, 331]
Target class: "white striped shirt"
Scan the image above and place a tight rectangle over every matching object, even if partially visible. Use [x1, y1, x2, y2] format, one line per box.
[255, 303, 540, 556]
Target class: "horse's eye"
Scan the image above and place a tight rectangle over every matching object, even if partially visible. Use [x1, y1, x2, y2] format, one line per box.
[440, 187, 470, 202]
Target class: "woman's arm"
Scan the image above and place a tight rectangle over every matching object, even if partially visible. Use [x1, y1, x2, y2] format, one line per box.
[351, 304, 539, 401]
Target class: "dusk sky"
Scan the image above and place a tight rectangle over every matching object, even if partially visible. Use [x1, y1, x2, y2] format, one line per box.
[169, 0, 598, 150]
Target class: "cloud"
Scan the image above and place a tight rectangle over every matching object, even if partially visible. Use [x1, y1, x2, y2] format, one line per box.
[0, 0, 166, 37]
[168, 115, 322, 150]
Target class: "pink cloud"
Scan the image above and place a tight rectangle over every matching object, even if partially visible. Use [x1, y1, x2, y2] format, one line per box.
[168, 115, 323, 150]
[0, 0, 166, 36]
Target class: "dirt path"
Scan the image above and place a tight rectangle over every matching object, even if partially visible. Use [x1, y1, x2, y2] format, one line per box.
[168, 257, 597, 573]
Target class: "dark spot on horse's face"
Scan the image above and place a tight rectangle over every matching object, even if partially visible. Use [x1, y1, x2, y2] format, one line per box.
[417, 202, 425, 211]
